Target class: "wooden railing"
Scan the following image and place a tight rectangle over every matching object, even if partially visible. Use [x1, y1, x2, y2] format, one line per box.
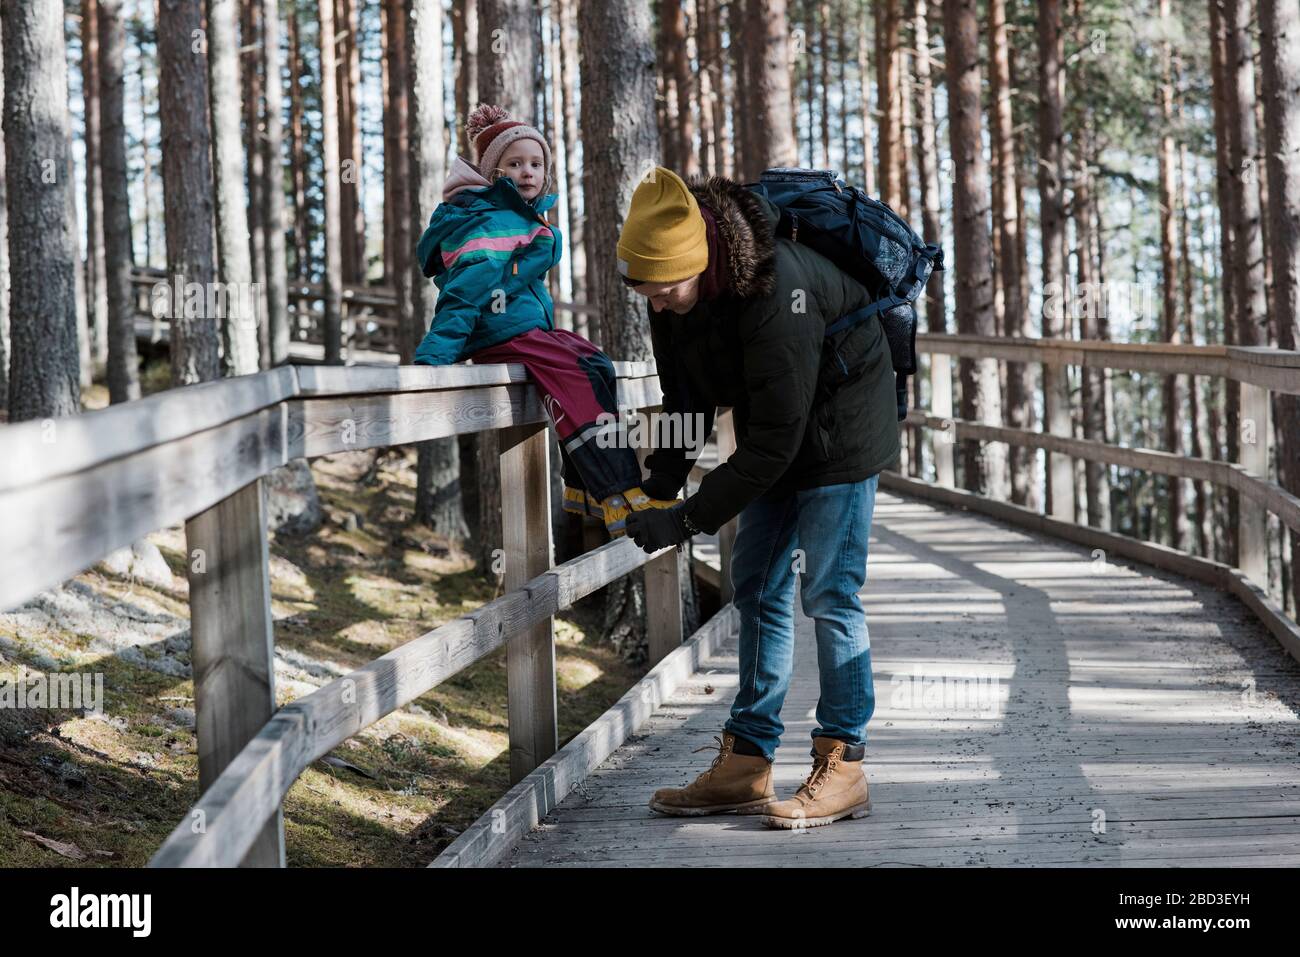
[900, 334, 1300, 661]
[0, 358, 736, 867]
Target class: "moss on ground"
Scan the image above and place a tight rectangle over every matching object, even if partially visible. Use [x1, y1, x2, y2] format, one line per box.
[0, 419, 642, 867]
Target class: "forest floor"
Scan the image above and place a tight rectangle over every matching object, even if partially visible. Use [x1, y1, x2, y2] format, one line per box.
[0, 360, 644, 867]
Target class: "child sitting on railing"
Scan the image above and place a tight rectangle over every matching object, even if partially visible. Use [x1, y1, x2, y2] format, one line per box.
[411, 104, 677, 538]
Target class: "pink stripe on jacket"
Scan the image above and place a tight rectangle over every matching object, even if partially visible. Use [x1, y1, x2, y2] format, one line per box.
[441, 224, 554, 267]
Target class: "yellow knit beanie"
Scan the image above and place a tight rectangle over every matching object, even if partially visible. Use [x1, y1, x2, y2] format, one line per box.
[617, 167, 708, 283]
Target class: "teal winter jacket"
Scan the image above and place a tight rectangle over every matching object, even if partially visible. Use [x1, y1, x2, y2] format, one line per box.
[413, 157, 562, 365]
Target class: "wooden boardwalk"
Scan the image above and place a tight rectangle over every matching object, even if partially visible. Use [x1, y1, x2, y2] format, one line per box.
[500, 489, 1300, 867]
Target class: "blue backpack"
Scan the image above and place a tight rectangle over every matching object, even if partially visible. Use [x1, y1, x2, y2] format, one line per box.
[747, 168, 944, 421]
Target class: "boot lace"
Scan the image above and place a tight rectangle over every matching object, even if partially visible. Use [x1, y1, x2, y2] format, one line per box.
[691, 735, 732, 781]
[798, 752, 841, 799]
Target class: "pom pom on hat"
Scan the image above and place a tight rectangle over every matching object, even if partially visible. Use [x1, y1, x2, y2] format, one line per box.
[466, 103, 512, 142]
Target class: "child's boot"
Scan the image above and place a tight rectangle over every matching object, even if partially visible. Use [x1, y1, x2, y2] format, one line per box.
[625, 485, 681, 512]
[600, 486, 678, 538]
[562, 486, 603, 520]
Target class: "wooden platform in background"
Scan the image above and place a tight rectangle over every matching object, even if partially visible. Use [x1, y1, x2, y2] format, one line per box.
[499, 489, 1300, 867]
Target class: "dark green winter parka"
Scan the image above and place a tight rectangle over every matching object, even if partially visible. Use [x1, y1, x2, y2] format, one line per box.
[645, 176, 901, 535]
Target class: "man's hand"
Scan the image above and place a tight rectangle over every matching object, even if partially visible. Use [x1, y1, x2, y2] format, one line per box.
[639, 471, 684, 501]
[626, 505, 691, 552]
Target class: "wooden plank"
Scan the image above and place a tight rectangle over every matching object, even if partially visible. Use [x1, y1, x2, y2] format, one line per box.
[904, 411, 1300, 537]
[715, 410, 738, 602]
[1227, 346, 1300, 396]
[185, 478, 284, 867]
[878, 472, 1300, 666]
[500, 423, 558, 783]
[286, 384, 547, 458]
[0, 367, 297, 493]
[1238, 382, 1272, 587]
[430, 604, 738, 868]
[0, 406, 288, 613]
[615, 374, 665, 412]
[150, 535, 662, 867]
[929, 354, 955, 487]
[294, 362, 532, 395]
[914, 333, 1300, 395]
[644, 547, 684, 665]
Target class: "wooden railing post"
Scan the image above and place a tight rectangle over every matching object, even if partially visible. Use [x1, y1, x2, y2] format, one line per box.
[185, 478, 285, 867]
[632, 408, 685, 664]
[930, 354, 956, 488]
[644, 547, 684, 665]
[715, 408, 739, 602]
[1044, 358, 1076, 521]
[499, 422, 557, 784]
[1239, 381, 1272, 587]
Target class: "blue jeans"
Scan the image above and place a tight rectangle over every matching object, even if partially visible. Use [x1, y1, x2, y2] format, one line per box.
[723, 474, 878, 762]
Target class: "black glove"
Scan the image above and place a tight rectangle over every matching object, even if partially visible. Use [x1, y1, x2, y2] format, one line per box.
[640, 471, 684, 501]
[626, 505, 691, 552]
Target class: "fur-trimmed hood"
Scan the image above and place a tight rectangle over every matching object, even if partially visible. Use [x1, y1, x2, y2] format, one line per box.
[685, 176, 779, 300]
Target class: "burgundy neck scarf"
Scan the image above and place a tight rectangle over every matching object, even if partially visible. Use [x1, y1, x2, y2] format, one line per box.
[697, 204, 730, 302]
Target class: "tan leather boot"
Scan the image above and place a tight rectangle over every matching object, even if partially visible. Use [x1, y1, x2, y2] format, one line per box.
[648, 732, 776, 816]
[760, 736, 871, 829]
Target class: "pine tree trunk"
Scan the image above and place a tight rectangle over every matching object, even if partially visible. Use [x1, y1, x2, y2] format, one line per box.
[384, 0, 409, 305]
[244, 0, 269, 370]
[98, 0, 140, 404]
[913, 0, 943, 336]
[991, 0, 1034, 507]
[896, 19, 911, 221]
[408, 0, 470, 547]
[750, 0, 797, 172]
[158, 0, 219, 385]
[476, 0, 539, 127]
[69, 132, 91, 392]
[451, 0, 478, 157]
[877, 0, 900, 208]
[732, 0, 753, 180]
[1075, 129, 1110, 530]
[1224, 0, 1267, 348]
[1210, 0, 1239, 566]
[137, 46, 152, 270]
[1179, 134, 1208, 555]
[556, 0, 584, 314]
[262, 0, 291, 366]
[337, 0, 365, 285]
[660, 0, 697, 177]
[802, 2, 815, 166]
[697, 0, 716, 175]
[319, 0, 344, 363]
[943, 0, 1006, 499]
[1, 0, 81, 418]
[208, 0, 258, 377]
[287, 5, 310, 282]
[818, 0, 830, 169]
[579, 0, 663, 660]
[857, 1, 874, 195]
[1259, 0, 1300, 615]
[1156, 0, 1186, 548]
[1036, 0, 1072, 519]
[836, 0, 848, 173]
[0, 15, 10, 417]
[83, 0, 109, 370]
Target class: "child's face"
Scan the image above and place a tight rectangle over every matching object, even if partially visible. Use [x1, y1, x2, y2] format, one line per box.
[496, 140, 546, 200]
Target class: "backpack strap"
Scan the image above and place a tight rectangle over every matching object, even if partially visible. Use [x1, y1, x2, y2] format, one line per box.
[824, 295, 905, 338]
